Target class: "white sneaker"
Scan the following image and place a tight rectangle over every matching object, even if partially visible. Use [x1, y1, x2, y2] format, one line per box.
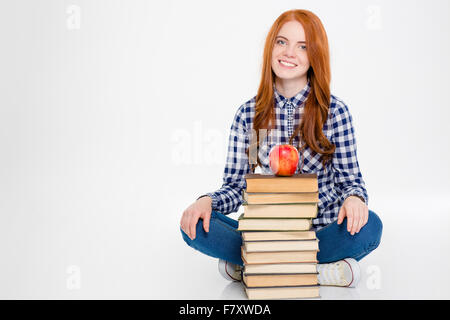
[317, 258, 360, 288]
[218, 259, 242, 281]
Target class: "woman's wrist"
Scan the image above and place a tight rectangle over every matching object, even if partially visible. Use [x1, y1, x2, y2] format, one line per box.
[346, 194, 365, 204]
[196, 194, 211, 201]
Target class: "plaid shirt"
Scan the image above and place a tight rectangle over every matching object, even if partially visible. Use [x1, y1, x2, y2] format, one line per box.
[204, 81, 368, 230]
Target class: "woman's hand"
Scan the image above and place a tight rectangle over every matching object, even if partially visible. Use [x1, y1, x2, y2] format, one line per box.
[180, 196, 212, 240]
[337, 196, 368, 235]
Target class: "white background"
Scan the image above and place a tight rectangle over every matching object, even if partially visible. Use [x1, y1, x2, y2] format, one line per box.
[0, 0, 449, 299]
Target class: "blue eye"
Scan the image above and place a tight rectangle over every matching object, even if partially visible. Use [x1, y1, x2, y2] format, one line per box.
[277, 39, 286, 45]
[299, 45, 307, 50]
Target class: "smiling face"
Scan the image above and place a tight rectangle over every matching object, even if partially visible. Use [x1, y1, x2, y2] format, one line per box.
[271, 20, 310, 84]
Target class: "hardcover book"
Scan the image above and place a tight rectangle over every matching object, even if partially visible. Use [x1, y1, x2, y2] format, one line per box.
[243, 239, 319, 252]
[237, 214, 312, 231]
[241, 231, 316, 241]
[244, 262, 318, 275]
[241, 247, 318, 264]
[244, 284, 320, 300]
[244, 173, 318, 193]
[243, 203, 318, 218]
[243, 273, 318, 287]
[243, 190, 319, 205]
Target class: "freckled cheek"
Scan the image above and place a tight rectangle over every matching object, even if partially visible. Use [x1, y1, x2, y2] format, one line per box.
[271, 57, 281, 71]
[300, 61, 310, 69]
[298, 53, 310, 68]
[271, 52, 281, 66]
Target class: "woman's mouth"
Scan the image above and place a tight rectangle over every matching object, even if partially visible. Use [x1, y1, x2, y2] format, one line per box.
[279, 60, 297, 69]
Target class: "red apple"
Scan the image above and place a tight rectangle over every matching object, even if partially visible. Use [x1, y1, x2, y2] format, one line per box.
[269, 144, 299, 176]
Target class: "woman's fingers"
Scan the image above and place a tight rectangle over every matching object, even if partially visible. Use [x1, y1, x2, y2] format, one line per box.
[180, 211, 187, 235]
[182, 210, 211, 240]
[346, 208, 354, 234]
[181, 210, 195, 240]
[356, 210, 364, 234]
[351, 208, 361, 235]
[357, 207, 369, 233]
[339, 197, 370, 235]
[202, 211, 211, 233]
[337, 206, 346, 225]
[189, 212, 199, 240]
[352, 208, 364, 236]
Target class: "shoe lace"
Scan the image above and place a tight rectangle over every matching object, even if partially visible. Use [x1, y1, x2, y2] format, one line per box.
[318, 262, 345, 286]
[226, 261, 241, 281]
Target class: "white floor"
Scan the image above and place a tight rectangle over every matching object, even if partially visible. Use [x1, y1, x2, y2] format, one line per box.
[1, 192, 449, 299]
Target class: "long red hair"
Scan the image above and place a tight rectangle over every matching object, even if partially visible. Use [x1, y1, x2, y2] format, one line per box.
[247, 9, 335, 171]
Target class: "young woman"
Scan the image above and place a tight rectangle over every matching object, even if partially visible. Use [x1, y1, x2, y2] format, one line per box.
[180, 9, 382, 288]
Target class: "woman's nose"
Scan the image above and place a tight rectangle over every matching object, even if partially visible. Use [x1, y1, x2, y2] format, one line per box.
[284, 45, 296, 57]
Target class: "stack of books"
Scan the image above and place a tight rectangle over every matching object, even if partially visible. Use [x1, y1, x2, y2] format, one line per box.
[238, 173, 320, 300]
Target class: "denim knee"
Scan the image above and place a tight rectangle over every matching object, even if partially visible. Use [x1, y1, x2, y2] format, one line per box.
[180, 226, 192, 246]
[180, 219, 209, 250]
[180, 224, 203, 248]
[363, 210, 383, 249]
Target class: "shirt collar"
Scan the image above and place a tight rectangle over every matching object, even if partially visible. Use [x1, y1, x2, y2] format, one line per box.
[274, 80, 311, 109]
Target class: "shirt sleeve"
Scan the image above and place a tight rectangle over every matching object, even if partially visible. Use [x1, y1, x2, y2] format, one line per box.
[206, 105, 252, 214]
[331, 101, 369, 205]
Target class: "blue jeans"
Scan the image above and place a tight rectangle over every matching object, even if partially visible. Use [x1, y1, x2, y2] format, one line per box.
[180, 210, 382, 266]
